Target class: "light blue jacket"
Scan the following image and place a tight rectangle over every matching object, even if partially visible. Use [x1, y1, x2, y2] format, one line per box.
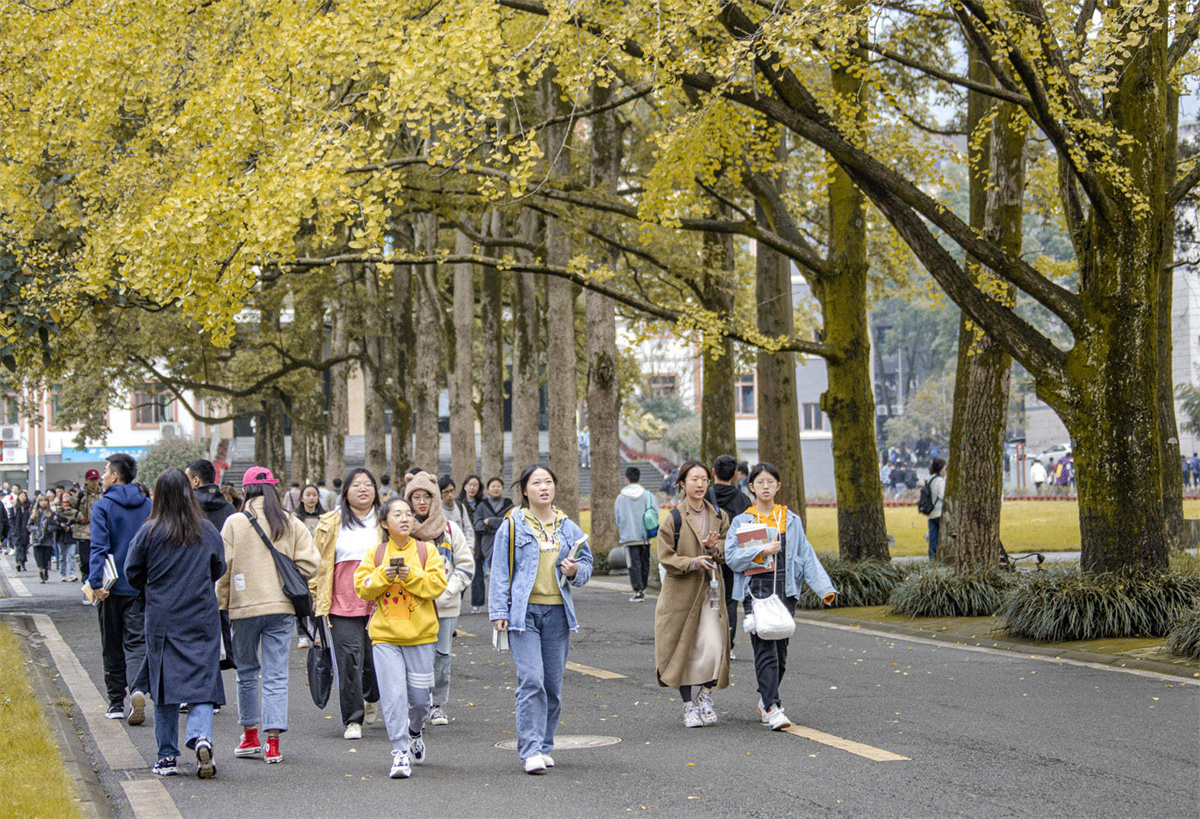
[614, 483, 658, 545]
[488, 509, 593, 632]
[724, 508, 836, 603]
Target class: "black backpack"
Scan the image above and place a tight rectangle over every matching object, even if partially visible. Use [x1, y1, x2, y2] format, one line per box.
[916, 479, 935, 515]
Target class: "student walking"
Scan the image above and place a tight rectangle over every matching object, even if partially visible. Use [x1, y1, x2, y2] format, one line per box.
[29, 494, 61, 583]
[471, 478, 513, 614]
[124, 469, 227, 779]
[926, 458, 946, 560]
[615, 467, 659, 602]
[354, 497, 447, 779]
[11, 489, 31, 572]
[217, 467, 320, 764]
[489, 465, 593, 774]
[310, 469, 384, 739]
[406, 472, 474, 727]
[458, 475, 482, 519]
[655, 461, 731, 727]
[725, 463, 836, 731]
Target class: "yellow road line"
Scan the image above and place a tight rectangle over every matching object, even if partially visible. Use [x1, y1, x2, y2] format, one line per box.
[565, 661, 627, 680]
[456, 629, 476, 638]
[783, 724, 910, 761]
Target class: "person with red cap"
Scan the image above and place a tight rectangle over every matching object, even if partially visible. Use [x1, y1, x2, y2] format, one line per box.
[64, 469, 104, 600]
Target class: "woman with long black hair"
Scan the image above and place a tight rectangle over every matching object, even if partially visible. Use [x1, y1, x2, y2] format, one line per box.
[310, 468, 385, 739]
[11, 489, 31, 572]
[489, 465, 592, 774]
[125, 468, 227, 778]
[217, 466, 320, 765]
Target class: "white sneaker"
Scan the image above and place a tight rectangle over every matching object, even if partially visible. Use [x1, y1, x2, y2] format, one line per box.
[389, 749, 412, 779]
[524, 754, 547, 774]
[409, 733, 426, 764]
[344, 723, 362, 740]
[766, 705, 791, 731]
[297, 636, 311, 649]
[127, 691, 146, 726]
[364, 701, 379, 725]
[428, 705, 449, 726]
[683, 704, 704, 728]
[696, 691, 718, 725]
[542, 754, 555, 768]
[756, 698, 769, 725]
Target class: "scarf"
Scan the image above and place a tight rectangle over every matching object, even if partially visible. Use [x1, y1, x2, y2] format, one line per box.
[404, 471, 448, 541]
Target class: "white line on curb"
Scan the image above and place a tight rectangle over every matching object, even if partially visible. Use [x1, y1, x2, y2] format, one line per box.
[1, 552, 33, 597]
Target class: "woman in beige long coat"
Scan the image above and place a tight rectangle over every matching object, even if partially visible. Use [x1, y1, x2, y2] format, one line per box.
[654, 460, 730, 729]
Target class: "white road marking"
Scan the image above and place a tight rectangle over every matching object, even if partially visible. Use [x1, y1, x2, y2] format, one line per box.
[566, 661, 627, 680]
[782, 724, 910, 761]
[1, 552, 33, 597]
[30, 614, 182, 818]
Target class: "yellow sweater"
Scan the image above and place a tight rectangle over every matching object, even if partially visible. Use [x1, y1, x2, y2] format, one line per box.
[354, 536, 447, 646]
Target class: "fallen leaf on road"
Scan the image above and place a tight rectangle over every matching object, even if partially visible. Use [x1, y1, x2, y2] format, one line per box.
[686, 762, 695, 766]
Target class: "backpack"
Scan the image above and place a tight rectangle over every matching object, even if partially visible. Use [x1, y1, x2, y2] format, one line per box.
[917, 479, 935, 515]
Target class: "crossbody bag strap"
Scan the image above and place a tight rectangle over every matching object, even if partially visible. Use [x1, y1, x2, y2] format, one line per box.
[244, 511, 281, 557]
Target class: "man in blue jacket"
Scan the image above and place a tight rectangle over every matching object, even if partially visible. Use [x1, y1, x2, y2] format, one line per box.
[89, 453, 152, 722]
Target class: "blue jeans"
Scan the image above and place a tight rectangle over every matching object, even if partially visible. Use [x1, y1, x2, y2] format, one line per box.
[508, 604, 570, 761]
[154, 702, 213, 760]
[231, 613, 293, 732]
[432, 616, 457, 706]
[59, 540, 76, 578]
[928, 516, 941, 561]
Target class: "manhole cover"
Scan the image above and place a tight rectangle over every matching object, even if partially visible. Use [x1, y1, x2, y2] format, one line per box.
[494, 735, 621, 750]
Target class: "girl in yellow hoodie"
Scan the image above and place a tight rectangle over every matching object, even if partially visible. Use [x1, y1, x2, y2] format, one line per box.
[354, 497, 447, 780]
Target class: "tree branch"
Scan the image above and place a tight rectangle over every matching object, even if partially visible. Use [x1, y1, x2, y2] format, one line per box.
[857, 39, 1033, 106]
[1170, 161, 1200, 206]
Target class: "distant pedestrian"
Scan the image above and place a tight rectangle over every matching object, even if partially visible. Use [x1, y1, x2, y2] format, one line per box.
[218, 466, 320, 765]
[124, 469, 227, 779]
[926, 458, 946, 560]
[1191, 454, 1200, 489]
[294, 484, 325, 534]
[11, 489, 31, 572]
[281, 482, 302, 515]
[53, 490, 77, 582]
[1053, 456, 1073, 495]
[458, 475, 482, 519]
[186, 459, 239, 666]
[725, 463, 837, 731]
[489, 465, 592, 774]
[615, 466, 659, 602]
[655, 461, 730, 728]
[379, 474, 395, 502]
[331, 478, 344, 509]
[1030, 459, 1047, 493]
[89, 453, 153, 725]
[64, 470, 103, 591]
[317, 480, 337, 512]
[735, 462, 750, 498]
[310, 469, 383, 740]
[471, 477, 513, 614]
[29, 494, 61, 583]
[355, 496, 447, 779]
[578, 427, 591, 468]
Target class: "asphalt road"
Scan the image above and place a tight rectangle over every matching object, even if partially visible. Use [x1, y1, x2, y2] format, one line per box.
[3, 559, 1198, 818]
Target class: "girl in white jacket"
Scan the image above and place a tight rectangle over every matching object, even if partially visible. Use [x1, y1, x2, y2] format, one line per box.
[404, 472, 474, 727]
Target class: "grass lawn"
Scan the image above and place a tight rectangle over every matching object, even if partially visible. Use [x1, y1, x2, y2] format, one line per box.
[0, 623, 82, 819]
[583, 501, 1200, 558]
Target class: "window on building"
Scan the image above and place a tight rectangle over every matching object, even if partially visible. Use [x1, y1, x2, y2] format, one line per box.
[802, 402, 824, 431]
[132, 385, 176, 426]
[735, 373, 756, 415]
[646, 374, 678, 397]
[1, 395, 18, 426]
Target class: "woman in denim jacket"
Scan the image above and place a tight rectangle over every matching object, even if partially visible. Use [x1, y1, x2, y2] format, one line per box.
[724, 463, 836, 731]
[489, 465, 593, 775]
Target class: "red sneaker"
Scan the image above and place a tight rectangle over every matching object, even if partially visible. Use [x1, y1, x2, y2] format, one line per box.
[235, 729, 262, 758]
[264, 737, 282, 764]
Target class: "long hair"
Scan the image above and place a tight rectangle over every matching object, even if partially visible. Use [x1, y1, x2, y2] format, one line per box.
[676, 460, 712, 487]
[513, 464, 557, 508]
[297, 484, 324, 518]
[458, 474, 482, 507]
[243, 482, 290, 541]
[339, 468, 379, 529]
[147, 469, 205, 549]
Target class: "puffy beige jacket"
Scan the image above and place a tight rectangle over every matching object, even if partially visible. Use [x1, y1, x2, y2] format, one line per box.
[217, 497, 321, 620]
[310, 508, 385, 618]
[433, 520, 475, 619]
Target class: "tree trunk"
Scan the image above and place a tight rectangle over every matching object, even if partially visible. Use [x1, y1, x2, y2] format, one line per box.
[362, 266, 389, 479]
[291, 421, 310, 485]
[820, 49, 889, 561]
[699, 225, 737, 465]
[390, 247, 415, 477]
[327, 277, 350, 484]
[755, 200, 805, 523]
[450, 227, 478, 484]
[511, 208, 542, 487]
[479, 209, 506, 483]
[260, 391, 288, 483]
[413, 213, 442, 474]
[587, 80, 622, 553]
[1160, 80, 1185, 553]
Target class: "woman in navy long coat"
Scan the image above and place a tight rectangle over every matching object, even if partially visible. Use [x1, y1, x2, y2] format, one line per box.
[125, 468, 227, 779]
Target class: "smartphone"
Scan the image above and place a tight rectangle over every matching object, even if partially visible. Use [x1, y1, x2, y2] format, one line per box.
[389, 557, 402, 569]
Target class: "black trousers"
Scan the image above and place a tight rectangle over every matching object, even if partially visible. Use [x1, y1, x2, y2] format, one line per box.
[328, 614, 379, 726]
[15, 538, 29, 568]
[627, 542, 650, 591]
[98, 594, 147, 707]
[748, 595, 797, 710]
[76, 539, 90, 580]
[471, 543, 490, 608]
[721, 563, 743, 645]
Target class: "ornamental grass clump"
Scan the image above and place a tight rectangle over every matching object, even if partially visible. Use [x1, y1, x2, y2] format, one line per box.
[998, 568, 1200, 642]
[1165, 608, 1200, 660]
[887, 566, 1015, 618]
[799, 555, 912, 609]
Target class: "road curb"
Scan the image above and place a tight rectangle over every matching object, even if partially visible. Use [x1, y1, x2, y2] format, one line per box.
[4, 614, 115, 819]
[794, 610, 1200, 680]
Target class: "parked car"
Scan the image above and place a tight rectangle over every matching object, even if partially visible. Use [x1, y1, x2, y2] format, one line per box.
[1033, 443, 1072, 467]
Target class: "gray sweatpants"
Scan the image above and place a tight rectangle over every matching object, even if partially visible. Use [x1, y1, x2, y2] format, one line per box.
[372, 642, 435, 753]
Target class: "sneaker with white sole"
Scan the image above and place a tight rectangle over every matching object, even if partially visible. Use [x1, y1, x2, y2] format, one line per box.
[696, 690, 718, 725]
[409, 733, 426, 764]
[364, 701, 379, 725]
[297, 635, 311, 649]
[194, 738, 216, 779]
[683, 704, 704, 728]
[344, 722, 362, 740]
[756, 698, 769, 725]
[766, 704, 791, 731]
[389, 749, 412, 779]
[428, 705, 449, 726]
[105, 702, 125, 720]
[153, 756, 179, 776]
[127, 691, 146, 726]
[542, 754, 555, 768]
[524, 754, 547, 774]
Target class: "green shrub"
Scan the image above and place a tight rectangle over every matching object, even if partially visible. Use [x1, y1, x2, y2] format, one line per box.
[136, 436, 210, 486]
[888, 566, 1016, 617]
[1165, 608, 1200, 660]
[998, 568, 1200, 642]
[799, 555, 912, 609]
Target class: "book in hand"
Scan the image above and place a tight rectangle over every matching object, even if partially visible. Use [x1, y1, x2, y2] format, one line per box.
[83, 556, 120, 606]
[559, 534, 588, 587]
[492, 627, 510, 652]
[737, 523, 775, 575]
